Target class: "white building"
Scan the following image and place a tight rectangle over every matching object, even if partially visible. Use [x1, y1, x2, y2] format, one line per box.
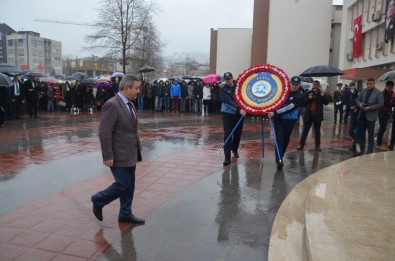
[210, 0, 341, 90]
[339, 0, 394, 90]
[6, 31, 62, 75]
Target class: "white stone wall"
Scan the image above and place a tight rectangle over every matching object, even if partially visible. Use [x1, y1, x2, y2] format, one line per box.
[216, 28, 252, 79]
[267, 0, 333, 77]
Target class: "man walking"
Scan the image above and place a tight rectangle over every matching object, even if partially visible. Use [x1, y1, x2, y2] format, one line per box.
[91, 74, 145, 224]
[355, 78, 384, 154]
[220, 72, 247, 166]
[297, 80, 329, 151]
[267, 76, 303, 169]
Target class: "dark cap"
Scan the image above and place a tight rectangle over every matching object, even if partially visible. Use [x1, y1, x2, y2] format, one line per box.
[349, 82, 355, 86]
[337, 83, 343, 87]
[290, 76, 301, 84]
[223, 72, 233, 79]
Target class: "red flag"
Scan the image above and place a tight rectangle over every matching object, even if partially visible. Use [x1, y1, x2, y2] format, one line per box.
[353, 15, 362, 57]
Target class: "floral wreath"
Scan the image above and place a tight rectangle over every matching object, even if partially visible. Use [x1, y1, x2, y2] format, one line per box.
[235, 64, 291, 115]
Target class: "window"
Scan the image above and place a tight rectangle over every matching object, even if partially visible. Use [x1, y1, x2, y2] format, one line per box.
[8, 40, 13, 46]
[19, 58, 25, 63]
[18, 39, 23, 46]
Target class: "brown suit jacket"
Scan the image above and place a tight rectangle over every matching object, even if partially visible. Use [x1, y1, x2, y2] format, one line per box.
[99, 94, 142, 167]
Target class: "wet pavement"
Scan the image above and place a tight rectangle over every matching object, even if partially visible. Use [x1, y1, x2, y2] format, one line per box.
[0, 107, 357, 260]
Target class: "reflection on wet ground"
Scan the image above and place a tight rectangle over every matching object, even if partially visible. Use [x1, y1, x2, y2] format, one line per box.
[0, 108, 355, 260]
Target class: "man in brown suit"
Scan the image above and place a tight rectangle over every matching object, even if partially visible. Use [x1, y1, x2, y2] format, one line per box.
[91, 74, 145, 224]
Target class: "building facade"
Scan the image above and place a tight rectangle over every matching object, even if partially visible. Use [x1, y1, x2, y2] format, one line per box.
[0, 23, 16, 64]
[6, 31, 62, 75]
[210, 0, 341, 90]
[339, 0, 395, 89]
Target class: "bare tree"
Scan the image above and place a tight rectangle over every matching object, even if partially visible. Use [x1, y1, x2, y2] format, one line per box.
[85, 0, 161, 74]
[128, 19, 165, 76]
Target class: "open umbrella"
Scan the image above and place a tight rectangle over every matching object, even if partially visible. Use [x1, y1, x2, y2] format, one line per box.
[203, 74, 221, 83]
[0, 64, 23, 76]
[300, 65, 343, 77]
[111, 72, 124, 78]
[25, 72, 44, 78]
[378, 70, 395, 81]
[0, 73, 13, 87]
[64, 76, 78, 81]
[40, 76, 58, 84]
[299, 76, 314, 83]
[72, 72, 90, 79]
[95, 80, 112, 89]
[97, 77, 111, 82]
[138, 66, 155, 73]
[81, 78, 96, 84]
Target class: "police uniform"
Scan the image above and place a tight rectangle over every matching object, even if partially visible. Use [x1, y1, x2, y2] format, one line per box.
[271, 76, 303, 169]
[220, 72, 244, 166]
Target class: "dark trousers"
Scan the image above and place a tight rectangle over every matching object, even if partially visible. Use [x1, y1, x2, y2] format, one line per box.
[273, 119, 297, 163]
[389, 117, 395, 150]
[28, 100, 38, 118]
[222, 113, 244, 161]
[344, 105, 351, 122]
[355, 117, 375, 153]
[376, 112, 390, 146]
[334, 105, 343, 122]
[348, 117, 358, 141]
[92, 166, 136, 219]
[11, 96, 22, 118]
[299, 118, 322, 147]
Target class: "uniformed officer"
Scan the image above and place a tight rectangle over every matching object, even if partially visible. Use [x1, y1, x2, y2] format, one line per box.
[267, 76, 303, 169]
[219, 72, 247, 166]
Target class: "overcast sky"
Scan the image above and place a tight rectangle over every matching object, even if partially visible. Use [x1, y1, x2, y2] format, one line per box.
[1, 0, 343, 58]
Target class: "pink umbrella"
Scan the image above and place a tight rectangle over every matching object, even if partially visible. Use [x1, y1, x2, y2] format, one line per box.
[203, 74, 221, 83]
[40, 76, 58, 84]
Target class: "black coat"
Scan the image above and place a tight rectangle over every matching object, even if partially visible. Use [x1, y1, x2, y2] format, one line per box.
[300, 89, 329, 122]
[24, 80, 40, 102]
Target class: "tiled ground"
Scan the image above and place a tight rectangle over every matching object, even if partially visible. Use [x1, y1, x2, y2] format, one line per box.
[0, 108, 357, 260]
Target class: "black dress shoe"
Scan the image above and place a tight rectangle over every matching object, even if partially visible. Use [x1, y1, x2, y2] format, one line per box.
[34, 116, 39, 118]
[119, 215, 145, 224]
[276, 161, 283, 170]
[296, 145, 303, 151]
[232, 151, 239, 158]
[315, 146, 321, 152]
[223, 160, 231, 166]
[91, 196, 103, 221]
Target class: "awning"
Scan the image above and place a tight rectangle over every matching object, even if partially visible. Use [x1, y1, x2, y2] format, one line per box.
[340, 68, 390, 80]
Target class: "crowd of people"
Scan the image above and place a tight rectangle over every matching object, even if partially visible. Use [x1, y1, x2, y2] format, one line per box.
[135, 79, 222, 114]
[0, 75, 227, 128]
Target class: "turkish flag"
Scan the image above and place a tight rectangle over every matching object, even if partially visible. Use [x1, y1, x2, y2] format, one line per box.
[353, 15, 362, 57]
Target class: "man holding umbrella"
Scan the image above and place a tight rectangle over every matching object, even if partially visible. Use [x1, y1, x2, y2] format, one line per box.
[267, 76, 303, 169]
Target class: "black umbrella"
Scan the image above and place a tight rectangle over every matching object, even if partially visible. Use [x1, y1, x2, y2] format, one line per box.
[300, 65, 343, 77]
[64, 76, 78, 81]
[0, 73, 13, 87]
[378, 70, 395, 81]
[81, 78, 96, 84]
[0, 63, 23, 75]
[72, 72, 90, 79]
[138, 66, 155, 73]
[299, 76, 314, 83]
[25, 72, 44, 78]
